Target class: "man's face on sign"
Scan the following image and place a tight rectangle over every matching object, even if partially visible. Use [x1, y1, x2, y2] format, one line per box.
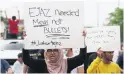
[46, 49, 59, 62]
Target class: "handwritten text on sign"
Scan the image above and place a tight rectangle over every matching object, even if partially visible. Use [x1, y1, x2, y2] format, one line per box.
[24, 2, 84, 49]
[86, 26, 120, 52]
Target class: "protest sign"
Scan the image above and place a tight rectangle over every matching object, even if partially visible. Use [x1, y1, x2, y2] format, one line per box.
[24, 1, 84, 49]
[86, 26, 120, 52]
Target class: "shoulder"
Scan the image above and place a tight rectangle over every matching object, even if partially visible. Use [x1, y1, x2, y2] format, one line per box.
[1, 59, 8, 64]
[16, 20, 20, 22]
[1, 59, 10, 68]
[14, 61, 19, 65]
[111, 62, 121, 69]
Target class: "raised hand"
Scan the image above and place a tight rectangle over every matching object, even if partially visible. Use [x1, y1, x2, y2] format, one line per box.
[97, 48, 103, 58]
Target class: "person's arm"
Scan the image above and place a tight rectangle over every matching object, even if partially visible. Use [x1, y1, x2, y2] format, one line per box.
[77, 65, 84, 73]
[4, 10, 10, 25]
[87, 57, 101, 73]
[67, 47, 86, 72]
[7, 68, 13, 74]
[23, 49, 45, 72]
[17, 10, 20, 24]
[23, 64, 28, 74]
[18, 10, 20, 20]
[87, 49, 103, 73]
[67, 30, 87, 72]
[4, 11, 8, 19]
[2, 60, 13, 74]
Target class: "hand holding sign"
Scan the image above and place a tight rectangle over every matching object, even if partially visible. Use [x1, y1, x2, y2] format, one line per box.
[82, 30, 86, 37]
[82, 30, 86, 47]
[97, 48, 103, 58]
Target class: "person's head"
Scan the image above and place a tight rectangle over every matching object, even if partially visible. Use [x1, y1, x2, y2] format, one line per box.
[18, 53, 23, 63]
[44, 49, 62, 63]
[44, 49, 67, 73]
[102, 51, 114, 63]
[12, 16, 16, 20]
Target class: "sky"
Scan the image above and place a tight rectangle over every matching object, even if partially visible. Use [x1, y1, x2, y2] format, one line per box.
[0, 0, 124, 26]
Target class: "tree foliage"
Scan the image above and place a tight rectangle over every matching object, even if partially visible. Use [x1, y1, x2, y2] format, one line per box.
[107, 7, 123, 43]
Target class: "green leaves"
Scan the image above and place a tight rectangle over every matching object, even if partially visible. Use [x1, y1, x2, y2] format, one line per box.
[0, 16, 8, 25]
[107, 8, 123, 43]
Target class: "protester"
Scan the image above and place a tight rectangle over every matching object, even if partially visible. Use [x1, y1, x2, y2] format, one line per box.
[0, 59, 13, 74]
[12, 53, 23, 73]
[87, 48, 121, 73]
[23, 32, 86, 73]
[23, 64, 27, 74]
[5, 10, 20, 39]
[23, 48, 86, 73]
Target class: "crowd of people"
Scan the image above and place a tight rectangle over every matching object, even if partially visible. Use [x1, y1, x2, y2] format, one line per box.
[1, 44, 123, 74]
[0, 12, 123, 74]
[0, 53, 23, 74]
[0, 26, 123, 74]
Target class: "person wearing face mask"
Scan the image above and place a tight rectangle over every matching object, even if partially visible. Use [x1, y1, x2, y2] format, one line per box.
[87, 48, 121, 73]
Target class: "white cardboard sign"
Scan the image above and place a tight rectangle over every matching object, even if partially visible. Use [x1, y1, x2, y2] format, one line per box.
[86, 26, 120, 52]
[24, 1, 84, 49]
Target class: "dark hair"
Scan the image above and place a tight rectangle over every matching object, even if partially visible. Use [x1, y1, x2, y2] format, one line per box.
[67, 48, 72, 51]
[88, 52, 97, 66]
[12, 16, 16, 20]
[18, 53, 23, 58]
